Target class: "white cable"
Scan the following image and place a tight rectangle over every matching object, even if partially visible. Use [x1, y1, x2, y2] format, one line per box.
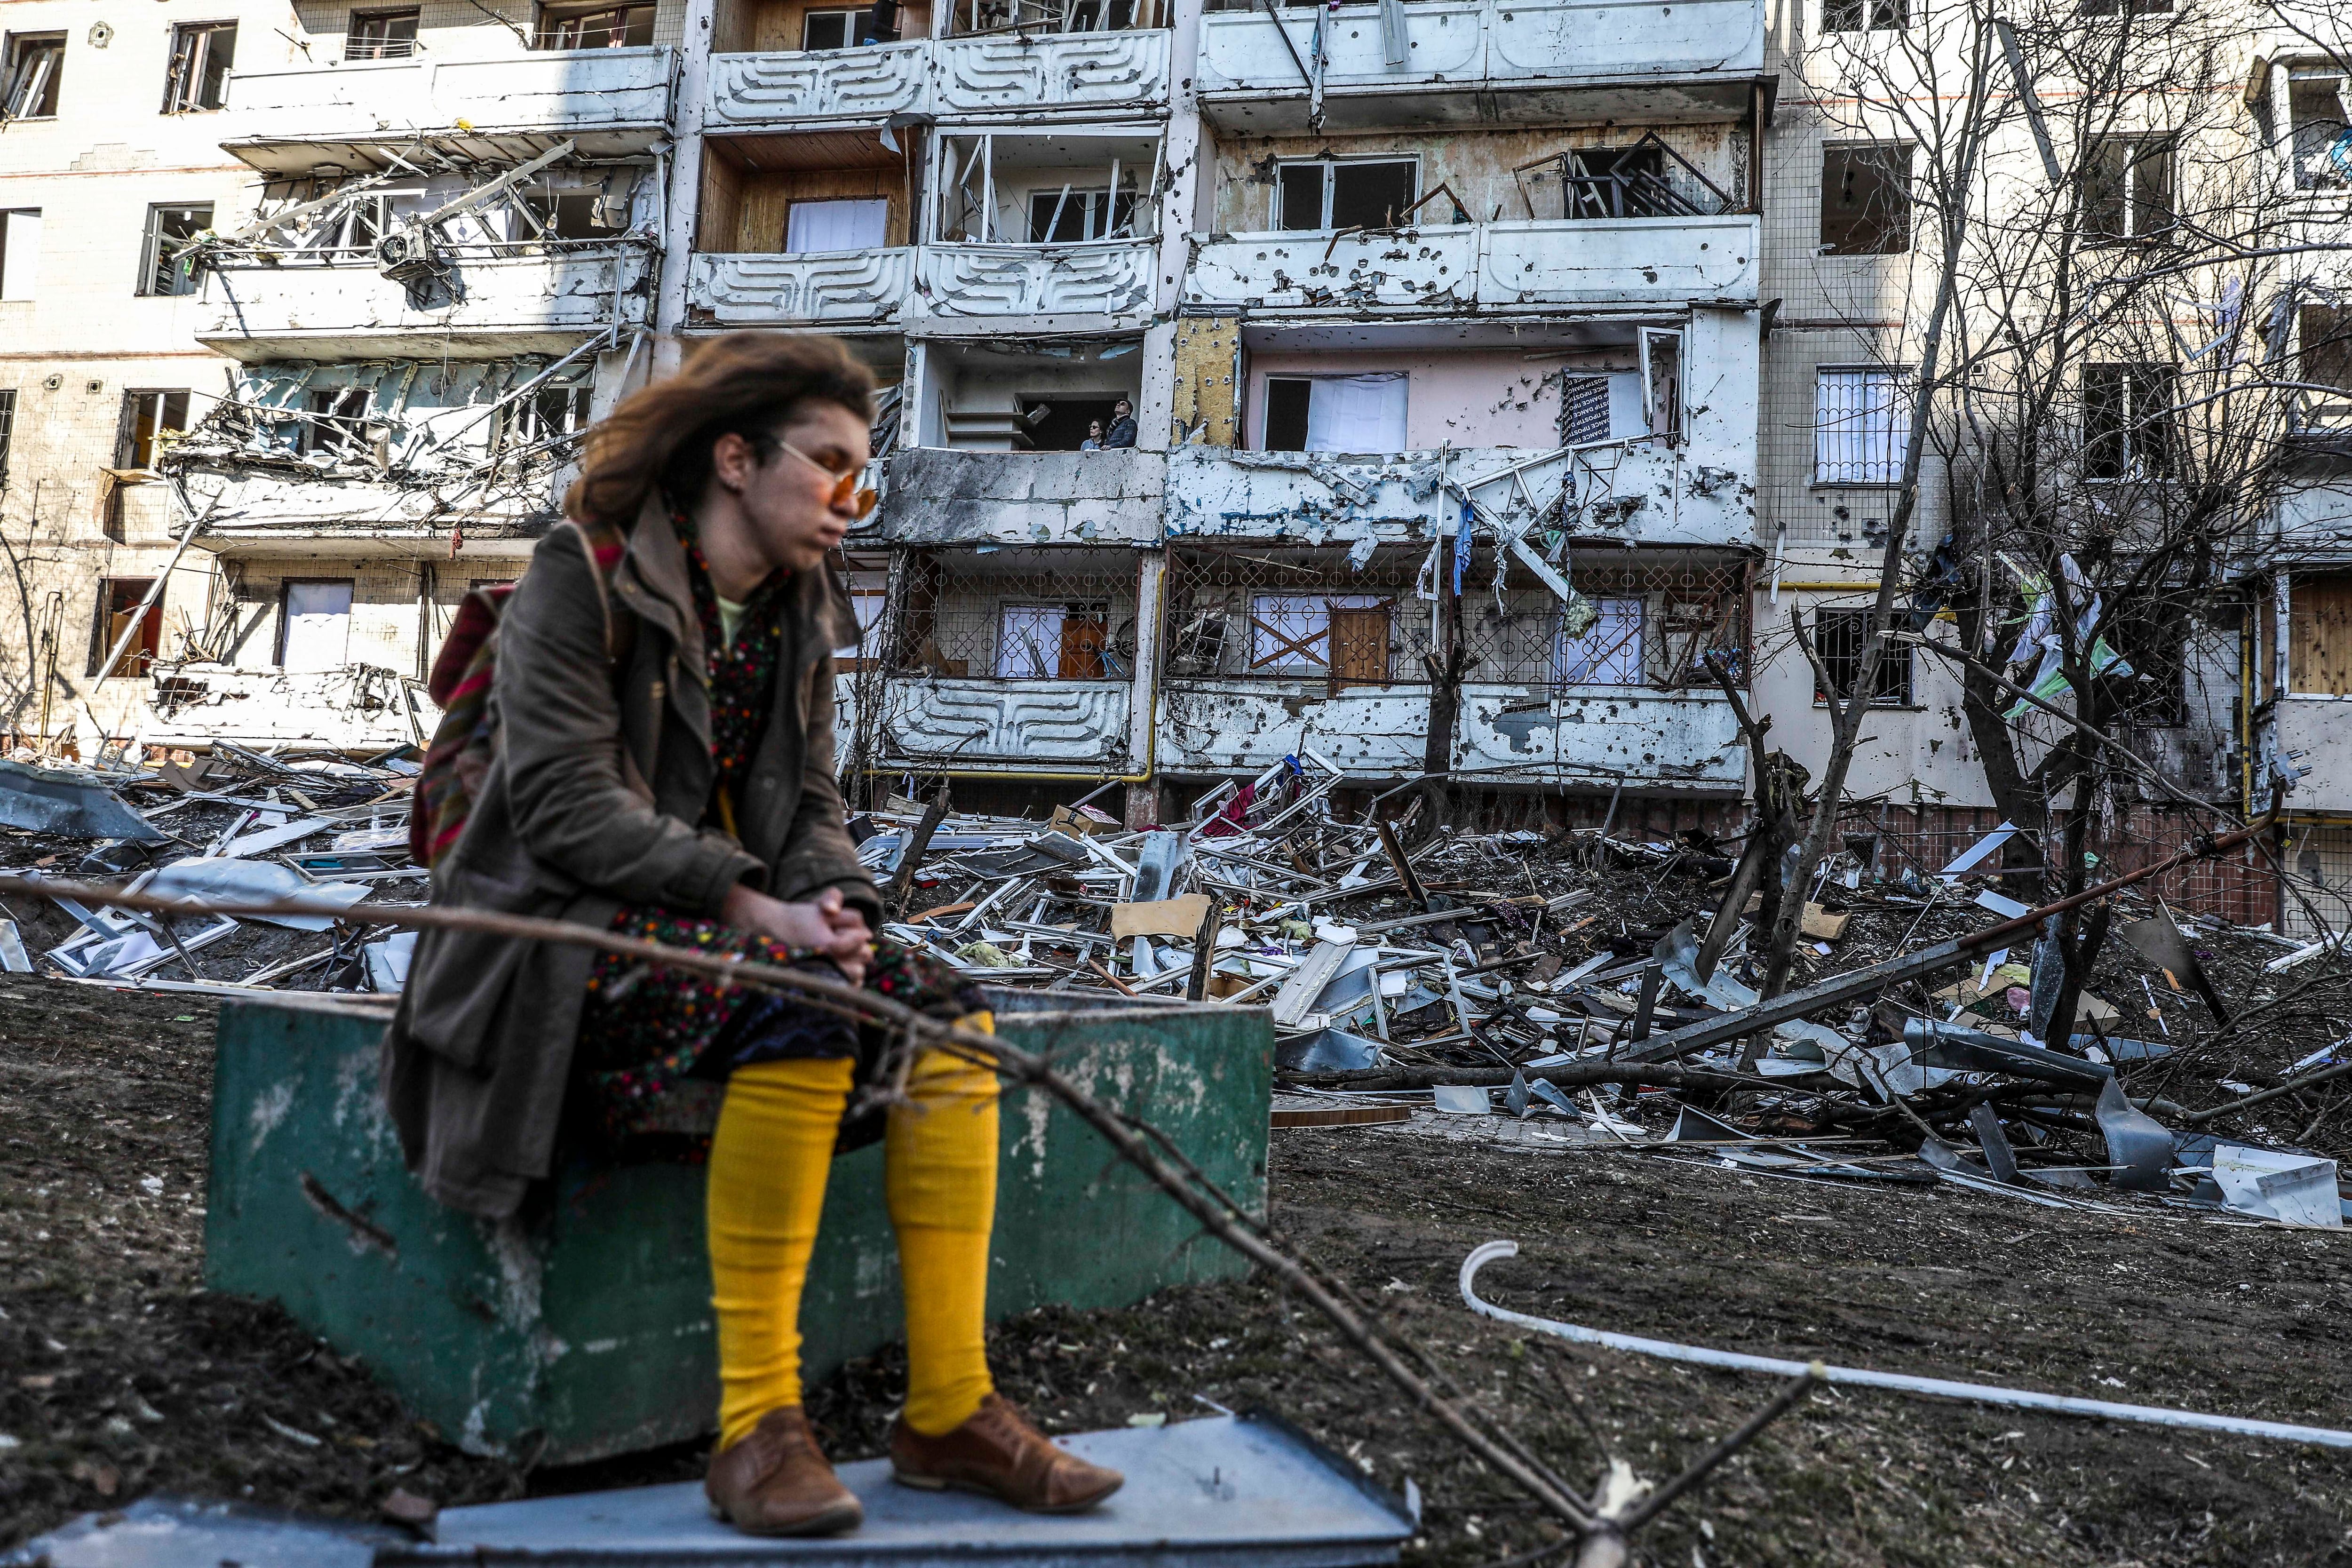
[1460, 1240, 2352, 1450]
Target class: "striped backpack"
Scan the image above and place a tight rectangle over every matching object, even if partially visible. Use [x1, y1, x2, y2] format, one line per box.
[409, 519, 630, 869]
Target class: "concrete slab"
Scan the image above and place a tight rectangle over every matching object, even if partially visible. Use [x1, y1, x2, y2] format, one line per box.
[405, 1414, 1414, 1566]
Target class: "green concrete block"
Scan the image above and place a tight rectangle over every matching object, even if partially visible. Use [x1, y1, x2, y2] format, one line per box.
[204, 990, 1271, 1464]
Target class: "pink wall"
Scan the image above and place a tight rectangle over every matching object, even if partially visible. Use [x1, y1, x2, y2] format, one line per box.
[1244, 350, 1577, 451]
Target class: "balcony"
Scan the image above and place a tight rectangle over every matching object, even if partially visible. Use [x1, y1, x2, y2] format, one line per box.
[707, 30, 1169, 131]
[1165, 443, 1754, 550]
[221, 48, 675, 173]
[877, 675, 1133, 768]
[1195, 0, 1764, 131]
[198, 247, 654, 361]
[690, 248, 916, 327]
[917, 238, 1157, 326]
[877, 447, 1165, 545]
[1184, 217, 1758, 315]
[1159, 681, 1743, 784]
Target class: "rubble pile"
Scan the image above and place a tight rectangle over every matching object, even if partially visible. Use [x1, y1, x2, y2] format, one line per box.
[868, 759, 2351, 1233]
[0, 745, 421, 994]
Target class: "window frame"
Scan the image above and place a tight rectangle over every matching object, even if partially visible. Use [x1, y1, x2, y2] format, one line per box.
[276, 577, 358, 669]
[1819, 142, 1914, 255]
[1553, 596, 1646, 686]
[2081, 135, 2176, 244]
[344, 8, 421, 60]
[994, 599, 1112, 680]
[800, 8, 874, 48]
[1821, 0, 1907, 29]
[136, 202, 213, 297]
[533, 1, 656, 49]
[87, 578, 163, 679]
[161, 20, 237, 113]
[1271, 157, 1421, 232]
[0, 388, 14, 487]
[2080, 361, 2177, 482]
[115, 388, 190, 472]
[1812, 364, 1909, 486]
[1, 32, 65, 120]
[1812, 607, 1914, 707]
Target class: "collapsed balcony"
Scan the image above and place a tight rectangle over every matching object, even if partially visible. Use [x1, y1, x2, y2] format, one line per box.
[1194, 0, 1766, 132]
[1157, 542, 1749, 785]
[219, 48, 678, 173]
[852, 547, 1146, 771]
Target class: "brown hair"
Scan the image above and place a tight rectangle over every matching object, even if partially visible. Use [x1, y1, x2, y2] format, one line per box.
[565, 333, 874, 529]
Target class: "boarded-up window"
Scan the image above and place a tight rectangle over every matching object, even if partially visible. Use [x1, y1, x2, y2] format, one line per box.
[1328, 602, 1391, 688]
[1820, 144, 1912, 255]
[1248, 594, 1385, 674]
[1559, 376, 1611, 444]
[2291, 573, 2352, 696]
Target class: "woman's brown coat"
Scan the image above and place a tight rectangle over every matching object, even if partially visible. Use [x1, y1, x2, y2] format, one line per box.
[382, 498, 880, 1218]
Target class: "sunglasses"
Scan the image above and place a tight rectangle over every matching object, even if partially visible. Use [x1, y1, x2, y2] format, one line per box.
[770, 436, 879, 519]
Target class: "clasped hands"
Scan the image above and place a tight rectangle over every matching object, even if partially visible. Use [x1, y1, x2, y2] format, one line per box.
[721, 882, 874, 986]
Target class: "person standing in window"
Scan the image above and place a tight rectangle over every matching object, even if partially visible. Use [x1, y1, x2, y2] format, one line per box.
[1079, 419, 1104, 451]
[1103, 397, 1136, 448]
[861, 0, 899, 43]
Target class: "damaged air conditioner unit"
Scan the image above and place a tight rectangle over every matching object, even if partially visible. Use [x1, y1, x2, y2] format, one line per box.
[375, 224, 442, 285]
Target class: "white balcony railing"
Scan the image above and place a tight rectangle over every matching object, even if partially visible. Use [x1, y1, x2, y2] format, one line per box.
[880, 675, 1132, 766]
[1196, 0, 1763, 125]
[707, 30, 1169, 128]
[1160, 680, 1743, 783]
[198, 248, 653, 359]
[223, 48, 675, 147]
[1185, 217, 1758, 313]
[918, 239, 1156, 320]
[690, 248, 916, 326]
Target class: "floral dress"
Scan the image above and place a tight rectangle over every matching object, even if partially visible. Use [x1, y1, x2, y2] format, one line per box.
[573, 516, 980, 1157]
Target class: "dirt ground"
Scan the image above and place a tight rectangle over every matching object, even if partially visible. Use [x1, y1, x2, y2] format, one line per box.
[5, 970, 2352, 1566]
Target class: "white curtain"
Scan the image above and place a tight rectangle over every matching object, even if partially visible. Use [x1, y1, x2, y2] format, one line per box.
[996, 604, 1066, 678]
[786, 198, 889, 255]
[1304, 374, 1408, 453]
[1814, 367, 1904, 483]
[282, 581, 354, 672]
[1555, 597, 1644, 685]
[0, 210, 40, 301]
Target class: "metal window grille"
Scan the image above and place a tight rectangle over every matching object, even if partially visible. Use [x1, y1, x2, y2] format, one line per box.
[0, 389, 14, 488]
[1165, 546, 1746, 691]
[1814, 367, 1905, 484]
[889, 550, 1141, 681]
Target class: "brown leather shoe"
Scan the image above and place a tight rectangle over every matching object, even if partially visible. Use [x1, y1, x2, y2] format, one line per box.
[890, 1393, 1124, 1513]
[706, 1407, 863, 1537]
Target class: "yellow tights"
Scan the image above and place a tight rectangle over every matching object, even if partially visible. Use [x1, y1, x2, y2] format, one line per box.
[706, 1019, 1001, 1451]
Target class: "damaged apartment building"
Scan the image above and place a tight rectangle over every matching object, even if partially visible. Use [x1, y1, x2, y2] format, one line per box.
[2, 0, 2343, 930]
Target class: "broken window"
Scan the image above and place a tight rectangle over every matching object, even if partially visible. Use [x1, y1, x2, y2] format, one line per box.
[497, 384, 592, 454]
[1820, 143, 1912, 255]
[1554, 597, 1643, 685]
[2302, 305, 2352, 401]
[1258, 374, 1407, 453]
[346, 9, 420, 58]
[2082, 363, 2174, 480]
[88, 580, 162, 678]
[2, 33, 64, 119]
[2292, 74, 2350, 188]
[1822, 0, 1906, 29]
[536, 2, 655, 48]
[524, 185, 631, 241]
[836, 568, 888, 663]
[2105, 597, 2188, 725]
[996, 601, 1110, 679]
[279, 580, 355, 670]
[1561, 145, 1669, 219]
[0, 390, 13, 487]
[1814, 366, 1906, 484]
[137, 204, 212, 297]
[2082, 137, 2174, 242]
[162, 22, 236, 112]
[115, 389, 188, 471]
[1028, 188, 1136, 242]
[1814, 608, 1912, 705]
[1274, 160, 1418, 231]
[2291, 573, 2352, 696]
[1248, 594, 1389, 677]
[0, 209, 40, 300]
[1639, 328, 1681, 440]
[802, 8, 873, 48]
[300, 388, 373, 457]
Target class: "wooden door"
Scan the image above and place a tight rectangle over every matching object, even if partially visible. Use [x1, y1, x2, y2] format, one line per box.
[1328, 602, 1391, 691]
[1057, 612, 1109, 679]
